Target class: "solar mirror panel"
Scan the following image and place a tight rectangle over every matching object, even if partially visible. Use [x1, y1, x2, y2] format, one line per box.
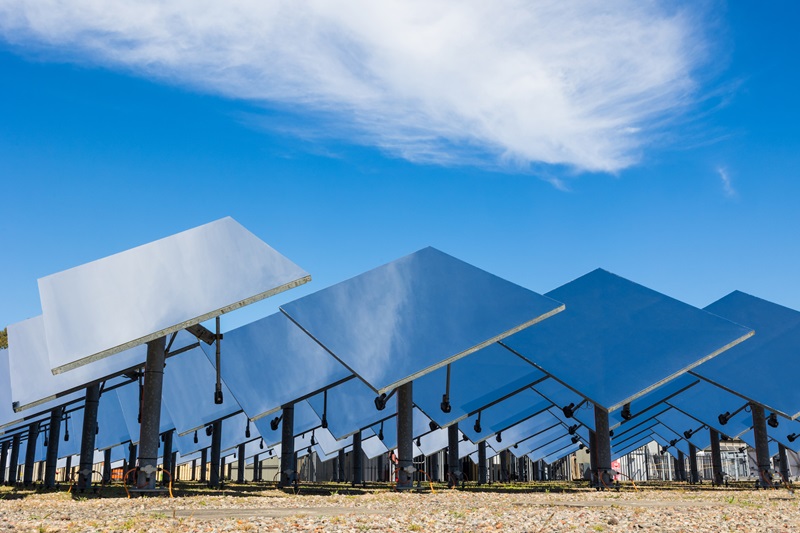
[251, 400, 321, 448]
[487, 411, 562, 454]
[613, 439, 654, 461]
[115, 384, 176, 444]
[94, 391, 132, 451]
[531, 378, 594, 430]
[161, 345, 240, 435]
[650, 424, 689, 456]
[412, 343, 547, 427]
[654, 408, 710, 449]
[6, 316, 193, 412]
[666, 380, 752, 437]
[280, 247, 564, 393]
[543, 443, 581, 464]
[697, 291, 800, 419]
[761, 419, 800, 450]
[459, 388, 552, 443]
[516, 426, 570, 458]
[311, 428, 353, 456]
[417, 427, 450, 456]
[608, 373, 699, 430]
[529, 435, 576, 462]
[201, 311, 352, 421]
[361, 435, 389, 459]
[306, 377, 396, 439]
[369, 407, 434, 450]
[458, 437, 477, 458]
[0, 349, 84, 432]
[501, 269, 753, 411]
[39, 217, 310, 373]
[612, 414, 662, 445]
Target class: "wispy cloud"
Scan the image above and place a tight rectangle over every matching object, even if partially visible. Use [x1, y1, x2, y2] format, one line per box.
[717, 167, 736, 197]
[0, 1, 714, 173]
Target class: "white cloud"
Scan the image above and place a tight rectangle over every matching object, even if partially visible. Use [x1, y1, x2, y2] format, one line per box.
[0, 1, 713, 173]
[717, 167, 736, 197]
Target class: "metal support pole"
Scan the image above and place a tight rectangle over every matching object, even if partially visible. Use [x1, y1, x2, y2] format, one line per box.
[279, 404, 295, 488]
[430, 449, 440, 482]
[593, 405, 612, 488]
[676, 450, 686, 482]
[191, 459, 196, 481]
[751, 404, 772, 487]
[137, 337, 166, 489]
[499, 449, 509, 482]
[709, 428, 724, 485]
[102, 449, 112, 484]
[171, 451, 177, 481]
[396, 381, 414, 490]
[161, 430, 173, 486]
[478, 441, 488, 484]
[689, 443, 699, 484]
[44, 407, 63, 488]
[778, 443, 791, 483]
[8, 434, 21, 485]
[448, 423, 461, 487]
[237, 443, 246, 483]
[588, 429, 598, 483]
[23, 421, 40, 486]
[252, 454, 259, 482]
[352, 430, 363, 486]
[337, 449, 345, 482]
[78, 383, 101, 490]
[376, 452, 385, 482]
[200, 448, 208, 483]
[127, 441, 137, 484]
[0, 440, 8, 485]
[64, 455, 72, 483]
[210, 420, 222, 488]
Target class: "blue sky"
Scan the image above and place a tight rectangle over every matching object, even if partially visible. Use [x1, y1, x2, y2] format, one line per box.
[2, 1, 799, 332]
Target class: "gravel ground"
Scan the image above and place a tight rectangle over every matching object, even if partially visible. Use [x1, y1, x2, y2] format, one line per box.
[1, 486, 798, 532]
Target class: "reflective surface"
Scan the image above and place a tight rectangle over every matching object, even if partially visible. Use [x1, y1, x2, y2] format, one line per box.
[418, 427, 450, 456]
[651, 424, 689, 456]
[95, 390, 132, 450]
[162, 346, 240, 434]
[306, 377, 395, 438]
[458, 437, 477, 459]
[529, 434, 575, 462]
[543, 442, 581, 464]
[115, 382, 176, 444]
[362, 435, 389, 459]
[413, 343, 547, 427]
[608, 374, 700, 430]
[666, 380, 752, 438]
[488, 411, 562, 454]
[612, 435, 654, 460]
[206, 311, 352, 421]
[502, 269, 753, 411]
[698, 291, 800, 419]
[251, 400, 321, 448]
[281, 247, 564, 393]
[519, 420, 579, 459]
[40, 217, 310, 373]
[368, 407, 432, 450]
[654, 408, 710, 449]
[218, 413, 262, 454]
[459, 388, 551, 443]
[532, 378, 594, 430]
[312, 428, 353, 456]
[0, 349, 22, 429]
[7, 315, 191, 412]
